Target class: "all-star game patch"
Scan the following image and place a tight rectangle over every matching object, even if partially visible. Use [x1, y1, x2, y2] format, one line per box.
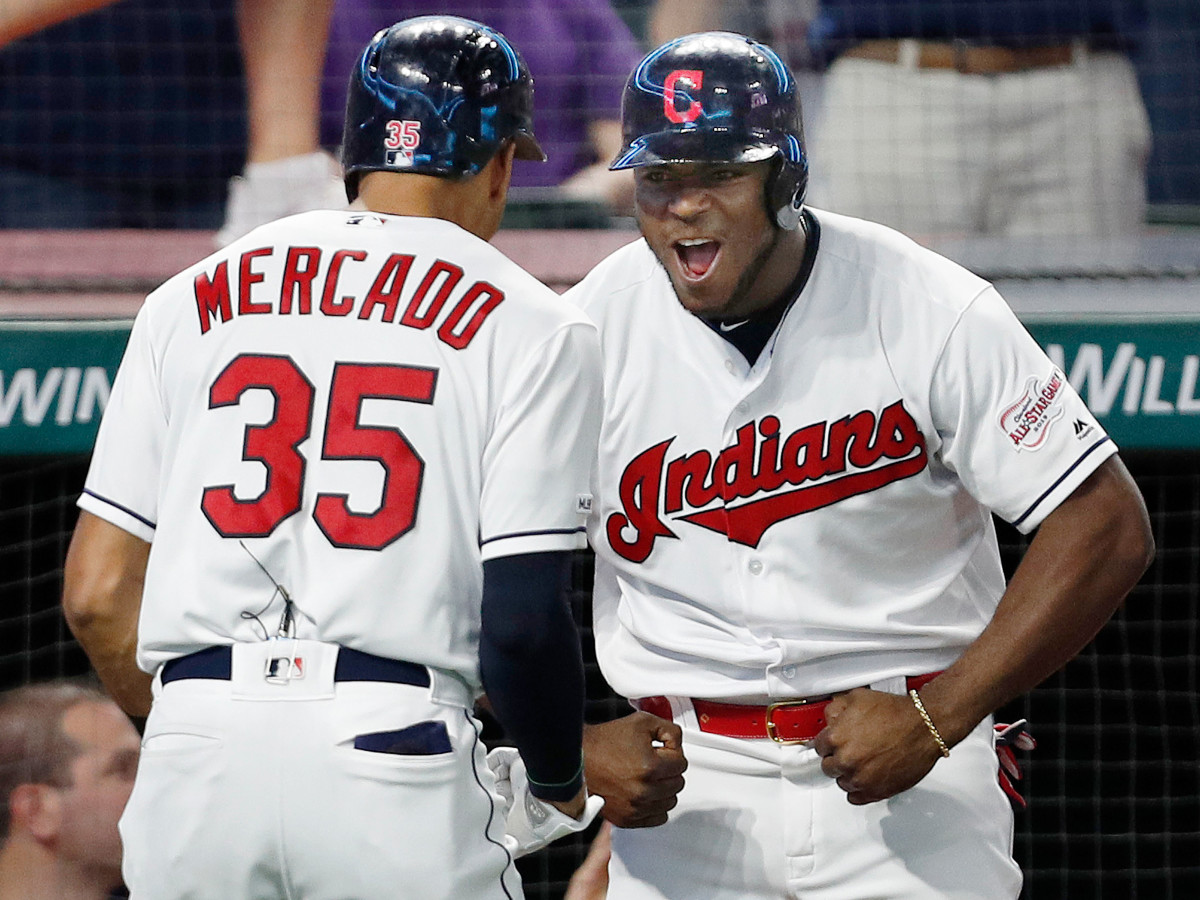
[999, 370, 1066, 451]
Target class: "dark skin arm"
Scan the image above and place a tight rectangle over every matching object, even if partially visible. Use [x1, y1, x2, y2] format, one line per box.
[61, 510, 153, 717]
[583, 712, 687, 827]
[812, 455, 1154, 804]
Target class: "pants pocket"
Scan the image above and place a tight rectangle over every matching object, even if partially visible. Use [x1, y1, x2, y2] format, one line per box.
[352, 721, 452, 755]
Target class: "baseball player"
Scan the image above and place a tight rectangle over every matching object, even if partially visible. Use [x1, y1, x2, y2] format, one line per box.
[60, 17, 605, 899]
[566, 32, 1154, 899]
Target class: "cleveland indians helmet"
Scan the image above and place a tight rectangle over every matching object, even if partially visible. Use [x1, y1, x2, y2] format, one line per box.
[341, 16, 546, 201]
[611, 32, 808, 230]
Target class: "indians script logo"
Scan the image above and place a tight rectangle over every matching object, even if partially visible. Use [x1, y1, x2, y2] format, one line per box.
[607, 400, 929, 562]
[999, 371, 1065, 452]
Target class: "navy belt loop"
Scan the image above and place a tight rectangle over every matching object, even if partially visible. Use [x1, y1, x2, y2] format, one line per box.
[160, 645, 430, 687]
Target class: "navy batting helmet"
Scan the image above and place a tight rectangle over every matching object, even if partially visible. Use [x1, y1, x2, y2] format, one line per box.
[341, 16, 546, 202]
[611, 32, 808, 230]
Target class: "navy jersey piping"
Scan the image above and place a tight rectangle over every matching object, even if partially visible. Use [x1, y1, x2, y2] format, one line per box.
[479, 526, 585, 547]
[465, 709, 517, 899]
[1011, 436, 1111, 529]
[81, 489, 157, 531]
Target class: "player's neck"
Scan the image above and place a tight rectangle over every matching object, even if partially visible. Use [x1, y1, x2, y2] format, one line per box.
[735, 223, 809, 318]
[0, 839, 114, 900]
[360, 186, 492, 239]
[357, 154, 510, 241]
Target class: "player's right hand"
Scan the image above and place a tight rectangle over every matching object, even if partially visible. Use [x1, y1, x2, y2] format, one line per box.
[582, 712, 687, 828]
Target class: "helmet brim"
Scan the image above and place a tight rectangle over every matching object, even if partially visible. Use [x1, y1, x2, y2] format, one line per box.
[609, 130, 779, 171]
[513, 132, 547, 162]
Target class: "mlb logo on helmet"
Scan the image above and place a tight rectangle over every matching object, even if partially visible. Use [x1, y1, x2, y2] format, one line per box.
[384, 119, 422, 167]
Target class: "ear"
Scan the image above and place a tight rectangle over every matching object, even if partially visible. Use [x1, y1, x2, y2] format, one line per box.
[488, 142, 517, 202]
[9, 783, 62, 843]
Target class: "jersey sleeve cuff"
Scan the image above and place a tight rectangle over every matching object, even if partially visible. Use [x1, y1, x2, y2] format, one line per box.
[479, 527, 586, 562]
[77, 490, 156, 543]
[1009, 437, 1117, 534]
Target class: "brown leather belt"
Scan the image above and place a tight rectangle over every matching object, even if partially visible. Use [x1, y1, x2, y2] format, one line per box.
[635, 672, 941, 744]
[843, 39, 1078, 74]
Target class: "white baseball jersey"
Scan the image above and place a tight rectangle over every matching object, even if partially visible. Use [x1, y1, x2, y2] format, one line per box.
[80, 210, 601, 690]
[566, 207, 1114, 704]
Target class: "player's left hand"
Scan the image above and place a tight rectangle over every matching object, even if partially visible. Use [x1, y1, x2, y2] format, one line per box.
[810, 688, 946, 805]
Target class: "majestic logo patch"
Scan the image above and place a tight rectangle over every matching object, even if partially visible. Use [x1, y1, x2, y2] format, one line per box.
[999, 372, 1065, 451]
[606, 400, 928, 562]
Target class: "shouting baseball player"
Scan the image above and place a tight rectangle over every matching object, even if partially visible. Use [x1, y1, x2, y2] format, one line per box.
[61, 17, 605, 899]
[566, 32, 1154, 899]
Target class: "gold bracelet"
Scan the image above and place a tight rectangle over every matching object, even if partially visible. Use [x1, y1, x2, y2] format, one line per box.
[909, 689, 951, 758]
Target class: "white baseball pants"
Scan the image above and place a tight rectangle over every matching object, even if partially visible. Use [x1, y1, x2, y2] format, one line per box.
[120, 641, 521, 900]
[608, 709, 1021, 899]
[806, 47, 1151, 237]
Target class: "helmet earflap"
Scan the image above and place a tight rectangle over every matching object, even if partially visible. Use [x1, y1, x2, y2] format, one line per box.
[766, 151, 808, 231]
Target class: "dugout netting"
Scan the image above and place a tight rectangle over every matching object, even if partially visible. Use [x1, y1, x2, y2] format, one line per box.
[2, 1, 1199, 232]
[2, 450, 1197, 898]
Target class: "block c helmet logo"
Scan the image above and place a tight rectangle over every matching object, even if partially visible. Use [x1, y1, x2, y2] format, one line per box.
[663, 69, 704, 123]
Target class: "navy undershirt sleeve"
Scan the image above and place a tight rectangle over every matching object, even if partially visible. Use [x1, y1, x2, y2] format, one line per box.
[480, 550, 585, 802]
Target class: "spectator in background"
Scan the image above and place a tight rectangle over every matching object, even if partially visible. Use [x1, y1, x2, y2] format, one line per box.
[1, 0, 644, 235]
[0, 0, 345, 243]
[647, 0, 825, 144]
[321, 2, 645, 215]
[803, 0, 1152, 237]
[0, 680, 140, 900]
[563, 822, 612, 900]
[215, 0, 346, 245]
[0, 0, 246, 230]
[649, 0, 819, 64]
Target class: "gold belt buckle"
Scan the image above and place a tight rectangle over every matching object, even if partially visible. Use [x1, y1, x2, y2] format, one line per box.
[765, 697, 825, 744]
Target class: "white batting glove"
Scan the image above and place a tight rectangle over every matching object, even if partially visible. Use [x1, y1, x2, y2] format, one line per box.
[486, 747, 605, 858]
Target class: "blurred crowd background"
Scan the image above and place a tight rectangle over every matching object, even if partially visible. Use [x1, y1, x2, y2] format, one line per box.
[0, 0, 1198, 237]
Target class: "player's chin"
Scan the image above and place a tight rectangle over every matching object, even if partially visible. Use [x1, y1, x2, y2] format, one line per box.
[670, 279, 735, 319]
[845, 790, 886, 806]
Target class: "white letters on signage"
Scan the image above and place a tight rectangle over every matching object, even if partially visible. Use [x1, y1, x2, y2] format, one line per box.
[0, 367, 111, 428]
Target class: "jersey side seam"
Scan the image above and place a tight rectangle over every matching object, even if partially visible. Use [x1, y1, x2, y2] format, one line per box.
[134, 294, 172, 429]
[917, 284, 998, 458]
[484, 317, 597, 464]
[926, 285, 995, 410]
[569, 240, 660, 309]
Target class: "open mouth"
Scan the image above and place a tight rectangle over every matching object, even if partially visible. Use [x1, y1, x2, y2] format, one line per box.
[674, 239, 721, 281]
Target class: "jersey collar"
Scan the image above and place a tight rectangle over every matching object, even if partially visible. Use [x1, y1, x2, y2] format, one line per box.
[703, 209, 821, 366]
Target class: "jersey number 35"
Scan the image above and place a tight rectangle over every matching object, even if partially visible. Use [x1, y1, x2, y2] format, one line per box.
[200, 353, 437, 551]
